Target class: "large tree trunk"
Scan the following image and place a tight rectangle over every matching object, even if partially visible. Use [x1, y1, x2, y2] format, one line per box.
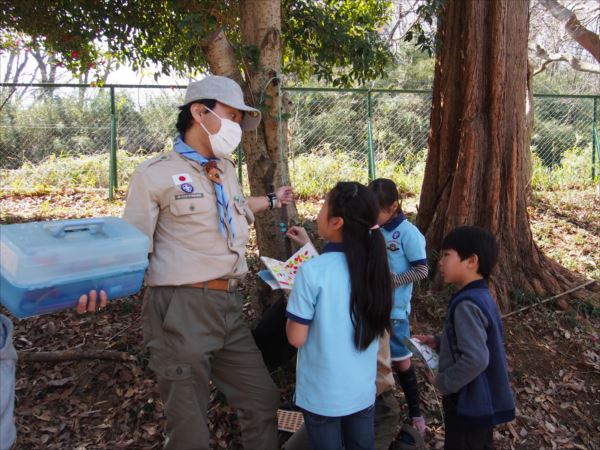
[416, 0, 592, 312]
[202, 0, 296, 312]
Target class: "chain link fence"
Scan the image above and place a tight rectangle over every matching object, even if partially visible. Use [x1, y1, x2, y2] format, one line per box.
[1, 83, 598, 197]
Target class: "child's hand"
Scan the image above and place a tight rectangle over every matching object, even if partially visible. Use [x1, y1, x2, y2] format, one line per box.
[414, 334, 437, 351]
[286, 226, 311, 246]
[275, 186, 294, 206]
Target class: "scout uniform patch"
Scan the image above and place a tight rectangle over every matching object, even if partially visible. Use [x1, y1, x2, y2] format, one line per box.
[172, 173, 193, 186]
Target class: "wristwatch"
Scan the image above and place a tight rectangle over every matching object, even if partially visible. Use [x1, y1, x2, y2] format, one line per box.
[267, 192, 278, 209]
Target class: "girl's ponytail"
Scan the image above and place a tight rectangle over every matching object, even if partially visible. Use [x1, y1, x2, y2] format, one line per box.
[329, 182, 392, 350]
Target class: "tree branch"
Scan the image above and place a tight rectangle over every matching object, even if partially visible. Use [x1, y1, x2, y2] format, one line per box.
[200, 28, 244, 84]
[538, 0, 600, 62]
[530, 44, 600, 75]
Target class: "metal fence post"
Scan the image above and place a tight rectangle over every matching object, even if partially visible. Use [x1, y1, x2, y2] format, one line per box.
[593, 97, 598, 182]
[109, 86, 117, 200]
[366, 90, 376, 181]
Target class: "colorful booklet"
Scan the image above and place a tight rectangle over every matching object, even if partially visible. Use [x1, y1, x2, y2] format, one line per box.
[258, 243, 318, 290]
[404, 336, 439, 375]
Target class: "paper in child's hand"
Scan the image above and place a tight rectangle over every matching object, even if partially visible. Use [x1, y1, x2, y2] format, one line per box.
[259, 243, 318, 290]
[257, 270, 281, 290]
[404, 337, 439, 376]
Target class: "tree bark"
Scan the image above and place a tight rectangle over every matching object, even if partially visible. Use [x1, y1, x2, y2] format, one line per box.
[417, 0, 594, 312]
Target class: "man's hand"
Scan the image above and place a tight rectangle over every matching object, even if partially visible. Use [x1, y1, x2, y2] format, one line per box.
[413, 334, 437, 351]
[76, 290, 108, 314]
[275, 186, 294, 207]
[286, 226, 311, 247]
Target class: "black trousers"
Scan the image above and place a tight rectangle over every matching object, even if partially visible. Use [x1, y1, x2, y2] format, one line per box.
[252, 295, 297, 368]
[443, 395, 494, 450]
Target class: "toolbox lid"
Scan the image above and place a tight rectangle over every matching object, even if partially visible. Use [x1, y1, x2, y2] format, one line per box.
[0, 217, 149, 288]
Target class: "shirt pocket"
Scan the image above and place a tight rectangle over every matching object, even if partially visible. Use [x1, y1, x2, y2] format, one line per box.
[169, 197, 213, 217]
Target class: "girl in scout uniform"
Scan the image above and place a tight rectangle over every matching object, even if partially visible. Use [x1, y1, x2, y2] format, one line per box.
[369, 178, 429, 438]
[285, 182, 392, 450]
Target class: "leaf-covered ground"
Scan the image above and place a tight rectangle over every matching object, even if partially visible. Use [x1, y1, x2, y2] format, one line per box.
[0, 188, 598, 449]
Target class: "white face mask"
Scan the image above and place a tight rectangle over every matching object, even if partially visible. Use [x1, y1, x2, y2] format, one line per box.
[199, 107, 242, 158]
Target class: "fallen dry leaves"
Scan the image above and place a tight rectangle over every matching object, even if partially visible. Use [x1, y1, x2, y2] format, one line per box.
[1, 189, 598, 449]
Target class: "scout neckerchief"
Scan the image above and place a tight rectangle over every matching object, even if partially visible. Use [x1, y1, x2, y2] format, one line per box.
[174, 135, 235, 239]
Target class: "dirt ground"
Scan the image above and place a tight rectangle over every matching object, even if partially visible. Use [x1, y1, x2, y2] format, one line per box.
[1, 188, 598, 449]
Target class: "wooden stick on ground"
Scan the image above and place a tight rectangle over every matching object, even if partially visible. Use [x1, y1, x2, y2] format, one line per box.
[19, 350, 134, 363]
[502, 280, 596, 319]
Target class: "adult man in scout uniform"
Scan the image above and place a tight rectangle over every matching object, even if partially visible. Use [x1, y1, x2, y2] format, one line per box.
[120, 76, 292, 449]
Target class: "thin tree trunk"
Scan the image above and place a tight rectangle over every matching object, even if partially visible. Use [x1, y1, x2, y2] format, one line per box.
[201, 0, 296, 312]
[417, 0, 595, 312]
[4, 52, 16, 83]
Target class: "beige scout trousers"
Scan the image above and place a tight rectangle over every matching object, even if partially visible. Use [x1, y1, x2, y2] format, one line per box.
[143, 286, 280, 450]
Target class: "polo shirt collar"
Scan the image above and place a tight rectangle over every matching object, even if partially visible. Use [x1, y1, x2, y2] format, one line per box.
[322, 242, 345, 253]
[383, 212, 406, 232]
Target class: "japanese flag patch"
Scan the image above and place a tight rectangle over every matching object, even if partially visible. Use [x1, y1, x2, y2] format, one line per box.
[172, 173, 193, 186]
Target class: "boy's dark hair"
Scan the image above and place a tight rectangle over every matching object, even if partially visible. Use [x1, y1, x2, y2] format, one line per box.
[176, 99, 217, 135]
[441, 226, 498, 278]
[368, 178, 401, 211]
[328, 181, 392, 351]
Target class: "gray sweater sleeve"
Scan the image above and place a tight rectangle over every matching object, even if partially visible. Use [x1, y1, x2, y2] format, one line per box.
[435, 301, 489, 395]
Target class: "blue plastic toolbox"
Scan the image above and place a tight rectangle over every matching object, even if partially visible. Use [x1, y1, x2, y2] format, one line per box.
[0, 217, 149, 318]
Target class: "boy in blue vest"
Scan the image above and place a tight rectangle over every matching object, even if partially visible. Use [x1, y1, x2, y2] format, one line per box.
[415, 226, 515, 450]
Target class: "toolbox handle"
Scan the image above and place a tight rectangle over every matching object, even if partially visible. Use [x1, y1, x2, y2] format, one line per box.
[46, 219, 105, 238]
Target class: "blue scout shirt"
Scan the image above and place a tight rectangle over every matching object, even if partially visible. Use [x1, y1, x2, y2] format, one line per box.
[286, 243, 379, 417]
[380, 213, 427, 320]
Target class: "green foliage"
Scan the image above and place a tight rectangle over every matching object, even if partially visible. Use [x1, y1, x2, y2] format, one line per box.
[1, 149, 426, 199]
[403, 0, 444, 56]
[2, 0, 395, 87]
[0, 88, 156, 169]
[531, 146, 593, 190]
[283, 0, 395, 86]
[1, 151, 154, 193]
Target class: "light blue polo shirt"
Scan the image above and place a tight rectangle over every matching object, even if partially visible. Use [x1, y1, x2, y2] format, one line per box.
[380, 213, 427, 320]
[286, 243, 378, 417]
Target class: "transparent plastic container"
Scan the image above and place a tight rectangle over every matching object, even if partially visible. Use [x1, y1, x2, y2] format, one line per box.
[0, 217, 149, 318]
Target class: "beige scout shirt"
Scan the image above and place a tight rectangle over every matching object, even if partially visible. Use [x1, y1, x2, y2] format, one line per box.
[376, 331, 395, 396]
[123, 151, 254, 286]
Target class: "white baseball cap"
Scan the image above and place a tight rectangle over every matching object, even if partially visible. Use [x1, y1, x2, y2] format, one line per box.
[182, 76, 262, 131]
